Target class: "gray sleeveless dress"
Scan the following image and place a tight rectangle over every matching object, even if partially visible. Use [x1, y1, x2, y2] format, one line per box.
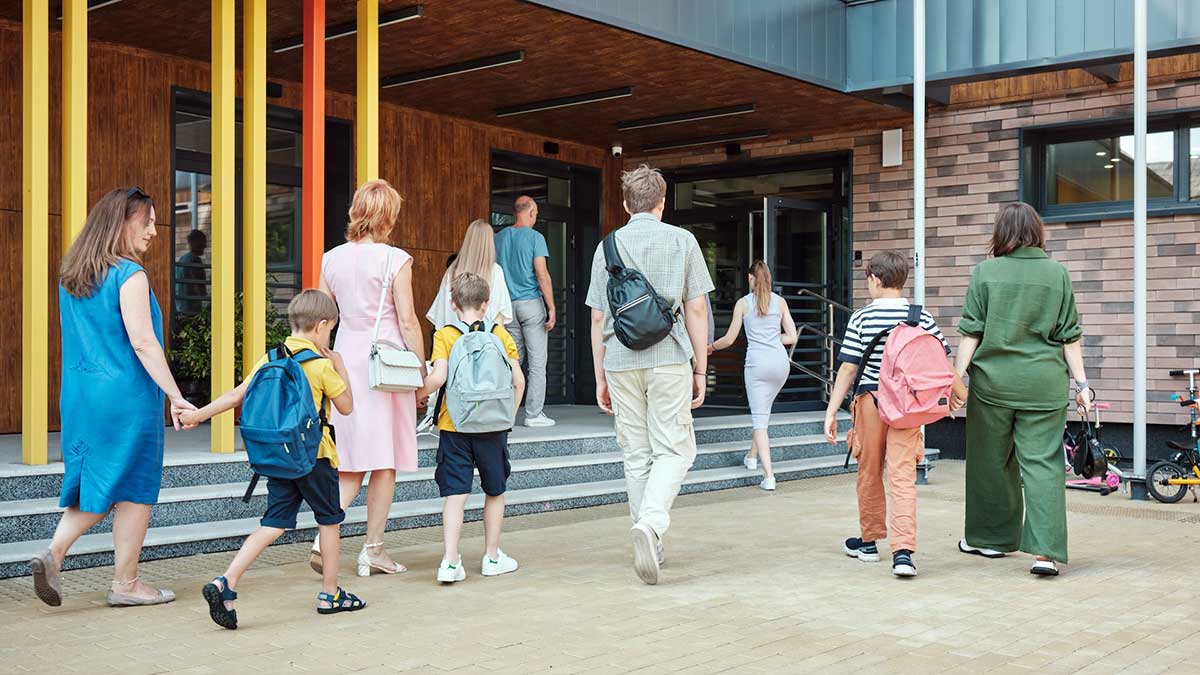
[742, 293, 789, 429]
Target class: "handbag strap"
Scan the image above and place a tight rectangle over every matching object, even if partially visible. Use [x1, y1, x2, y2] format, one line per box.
[372, 249, 396, 347]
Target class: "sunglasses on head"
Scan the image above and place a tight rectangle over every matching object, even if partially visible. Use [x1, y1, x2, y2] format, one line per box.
[125, 186, 148, 200]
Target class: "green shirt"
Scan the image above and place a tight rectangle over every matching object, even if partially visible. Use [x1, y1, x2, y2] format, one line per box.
[959, 247, 1082, 410]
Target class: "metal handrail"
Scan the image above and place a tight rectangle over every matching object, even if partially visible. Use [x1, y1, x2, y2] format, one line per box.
[796, 288, 852, 314]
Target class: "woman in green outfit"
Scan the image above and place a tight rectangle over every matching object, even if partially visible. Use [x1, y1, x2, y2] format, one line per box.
[954, 202, 1093, 577]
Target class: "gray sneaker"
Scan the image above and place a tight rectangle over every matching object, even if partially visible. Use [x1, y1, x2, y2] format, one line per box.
[631, 523, 660, 585]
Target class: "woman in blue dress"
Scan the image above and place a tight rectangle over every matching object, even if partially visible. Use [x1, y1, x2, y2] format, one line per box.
[30, 188, 194, 608]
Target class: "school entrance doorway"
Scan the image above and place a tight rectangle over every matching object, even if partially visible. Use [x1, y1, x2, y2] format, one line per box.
[488, 151, 603, 406]
[665, 154, 852, 413]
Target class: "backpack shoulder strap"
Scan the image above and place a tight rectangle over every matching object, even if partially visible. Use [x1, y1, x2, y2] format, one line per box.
[905, 304, 923, 327]
[602, 233, 625, 273]
[289, 349, 332, 431]
[848, 327, 893, 399]
[450, 320, 472, 337]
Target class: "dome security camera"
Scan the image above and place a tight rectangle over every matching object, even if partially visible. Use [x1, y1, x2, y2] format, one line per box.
[611, 144, 623, 157]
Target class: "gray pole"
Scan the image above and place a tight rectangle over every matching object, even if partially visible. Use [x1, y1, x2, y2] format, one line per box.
[1132, 0, 1149, 499]
[913, 0, 925, 305]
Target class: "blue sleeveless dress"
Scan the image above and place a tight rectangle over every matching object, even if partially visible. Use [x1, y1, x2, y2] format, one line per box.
[59, 259, 165, 513]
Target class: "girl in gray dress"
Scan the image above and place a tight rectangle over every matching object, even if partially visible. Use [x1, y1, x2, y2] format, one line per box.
[713, 261, 798, 490]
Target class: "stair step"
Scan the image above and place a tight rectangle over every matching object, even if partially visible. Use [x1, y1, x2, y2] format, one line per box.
[0, 435, 847, 541]
[0, 448, 938, 577]
[0, 412, 848, 502]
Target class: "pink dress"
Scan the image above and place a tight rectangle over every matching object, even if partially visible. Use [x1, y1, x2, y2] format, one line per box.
[321, 241, 418, 473]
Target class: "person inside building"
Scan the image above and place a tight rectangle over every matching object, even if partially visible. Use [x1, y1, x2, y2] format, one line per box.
[316, 179, 426, 578]
[174, 228, 208, 316]
[954, 202, 1092, 577]
[711, 261, 798, 491]
[31, 187, 195, 608]
[495, 195, 557, 427]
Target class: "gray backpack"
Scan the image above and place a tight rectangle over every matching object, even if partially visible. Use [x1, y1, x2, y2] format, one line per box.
[437, 320, 516, 434]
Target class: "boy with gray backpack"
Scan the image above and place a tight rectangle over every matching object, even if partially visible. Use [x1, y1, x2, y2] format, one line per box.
[417, 273, 526, 583]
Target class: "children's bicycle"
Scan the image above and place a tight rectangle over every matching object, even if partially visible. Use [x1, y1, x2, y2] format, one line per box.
[1146, 368, 1200, 504]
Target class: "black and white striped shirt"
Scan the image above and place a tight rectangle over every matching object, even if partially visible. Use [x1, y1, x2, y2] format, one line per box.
[837, 298, 950, 392]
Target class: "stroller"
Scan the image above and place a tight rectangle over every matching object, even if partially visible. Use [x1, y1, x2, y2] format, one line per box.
[1063, 402, 1123, 496]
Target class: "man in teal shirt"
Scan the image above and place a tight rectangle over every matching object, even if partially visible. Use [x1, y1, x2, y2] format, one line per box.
[495, 195, 557, 427]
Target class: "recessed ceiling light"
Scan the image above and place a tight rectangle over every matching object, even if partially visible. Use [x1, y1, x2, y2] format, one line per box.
[1096, 151, 1108, 156]
[273, 4, 423, 53]
[643, 129, 770, 153]
[616, 104, 756, 131]
[1104, 164, 1115, 169]
[495, 87, 633, 118]
[1112, 157, 1121, 162]
[382, 51, 525, 88]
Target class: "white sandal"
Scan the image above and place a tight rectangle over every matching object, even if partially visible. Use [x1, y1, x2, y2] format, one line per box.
[357, 542, 406, 577]
[1030, 559, 1059, 576]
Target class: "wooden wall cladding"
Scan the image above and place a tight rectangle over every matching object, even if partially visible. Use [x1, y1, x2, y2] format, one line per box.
[0, 20, 618, 433]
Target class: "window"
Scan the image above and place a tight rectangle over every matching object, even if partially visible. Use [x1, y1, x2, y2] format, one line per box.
[1021, 114, 1200, 219]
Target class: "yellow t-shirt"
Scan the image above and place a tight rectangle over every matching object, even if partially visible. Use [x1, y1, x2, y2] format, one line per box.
[245, 336, 347, 467]
[430, 323, 520, 432]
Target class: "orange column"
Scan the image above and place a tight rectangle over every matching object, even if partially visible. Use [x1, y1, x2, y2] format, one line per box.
[302, 0, 326, 288]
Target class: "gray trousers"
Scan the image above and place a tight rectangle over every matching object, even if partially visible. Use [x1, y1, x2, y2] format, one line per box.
[509, 298, 548, 417]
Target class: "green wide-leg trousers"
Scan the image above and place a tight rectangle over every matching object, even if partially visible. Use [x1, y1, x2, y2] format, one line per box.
[964, 391, 1069, 563]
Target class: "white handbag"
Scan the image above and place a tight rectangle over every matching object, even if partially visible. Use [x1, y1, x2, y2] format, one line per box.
[367, 250, 424, 392]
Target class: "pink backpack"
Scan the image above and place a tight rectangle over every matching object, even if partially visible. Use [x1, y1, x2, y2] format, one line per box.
[854, 305, 955, 429]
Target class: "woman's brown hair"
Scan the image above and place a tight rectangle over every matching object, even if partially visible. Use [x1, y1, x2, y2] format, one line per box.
[346, 179, 402, 241]
[60, 188, 154, 298]
[750, 260, 772, 316]
[990, 202, 1046, 257]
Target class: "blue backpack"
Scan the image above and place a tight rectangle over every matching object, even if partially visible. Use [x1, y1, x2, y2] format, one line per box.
[238, 345, 331, 502]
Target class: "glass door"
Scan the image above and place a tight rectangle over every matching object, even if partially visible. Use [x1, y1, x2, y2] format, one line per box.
[765, 197, 831, 410]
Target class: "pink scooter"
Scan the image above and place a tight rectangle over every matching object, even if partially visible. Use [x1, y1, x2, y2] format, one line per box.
[1063, 402, 1124, 496]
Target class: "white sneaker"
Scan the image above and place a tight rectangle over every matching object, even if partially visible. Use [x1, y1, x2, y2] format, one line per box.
[743, 454, 758, 471]
[437, 556, 467, 583]
[481, 550, 519, 577]
[524, 413, 556, 428]
[759, 476, 776, 491]
[631, 523, 660, 585]
[958, 539, 1006, 559]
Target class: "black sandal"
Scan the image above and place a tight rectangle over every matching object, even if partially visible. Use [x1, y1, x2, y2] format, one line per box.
[202, 576, 238, 630]
[317, 587, 366, 615]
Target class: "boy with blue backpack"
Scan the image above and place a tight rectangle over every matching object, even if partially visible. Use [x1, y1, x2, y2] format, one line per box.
[179, 290, 364, 629]
[416, 273, 525, 584]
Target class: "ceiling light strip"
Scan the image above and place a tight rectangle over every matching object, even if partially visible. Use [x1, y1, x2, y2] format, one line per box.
[495, 87, 634, 118]
[55, 0, 122, 19]
[616, 103, 755, 131]
[381, 51, 525, 88]
[642, 129, 770, 153]
[273, 4, 423, 54]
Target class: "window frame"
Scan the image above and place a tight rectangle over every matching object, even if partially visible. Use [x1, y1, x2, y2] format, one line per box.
[1019, 109, 1200, 223]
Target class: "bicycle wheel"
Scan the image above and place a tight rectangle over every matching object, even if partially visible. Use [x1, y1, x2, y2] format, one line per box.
[1146, 460, 1189, 504]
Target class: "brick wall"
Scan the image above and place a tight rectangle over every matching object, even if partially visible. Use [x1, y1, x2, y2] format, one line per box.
[630, 82, 1200, 426]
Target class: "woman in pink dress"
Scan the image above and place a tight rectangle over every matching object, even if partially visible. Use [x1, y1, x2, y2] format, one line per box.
[316, 179, 426, 576]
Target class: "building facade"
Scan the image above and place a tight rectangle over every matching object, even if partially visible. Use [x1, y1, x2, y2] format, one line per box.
[4, 0, 1198, 458]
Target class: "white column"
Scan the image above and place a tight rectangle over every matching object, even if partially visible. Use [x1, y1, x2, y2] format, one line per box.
[1132, 0, 1149, 496]
[913, 0, 926, 305]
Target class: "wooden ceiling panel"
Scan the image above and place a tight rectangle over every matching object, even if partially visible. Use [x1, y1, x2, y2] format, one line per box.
[3, 0, 905, 150]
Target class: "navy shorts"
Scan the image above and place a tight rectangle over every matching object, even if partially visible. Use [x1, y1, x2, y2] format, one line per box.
[261, 458, 346, 529]
[435, 431, 511, 497]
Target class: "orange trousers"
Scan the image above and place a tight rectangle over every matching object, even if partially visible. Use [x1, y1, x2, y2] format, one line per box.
[849, 392, 924, 553]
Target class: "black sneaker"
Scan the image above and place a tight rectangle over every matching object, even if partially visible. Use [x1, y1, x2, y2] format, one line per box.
[843, 537, 880, 563]
[893, 550, 917, 577]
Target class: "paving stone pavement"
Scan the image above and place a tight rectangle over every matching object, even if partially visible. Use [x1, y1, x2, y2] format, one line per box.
[3, 461, 1200, 674]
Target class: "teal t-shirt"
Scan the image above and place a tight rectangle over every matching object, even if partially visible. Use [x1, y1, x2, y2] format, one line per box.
[495, 226, 549, 301]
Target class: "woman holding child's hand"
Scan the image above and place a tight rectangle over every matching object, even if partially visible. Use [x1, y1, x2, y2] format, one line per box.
[30, 188, 194, 608]
[316, 180, 425, 577]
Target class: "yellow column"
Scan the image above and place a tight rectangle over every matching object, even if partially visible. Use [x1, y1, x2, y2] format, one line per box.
[356, 0, 379, 184]
[62, 0, 87, 251]
[22, 0, 49, 465]
[211, 0, 235, 453]
[242, 0, 266, 381]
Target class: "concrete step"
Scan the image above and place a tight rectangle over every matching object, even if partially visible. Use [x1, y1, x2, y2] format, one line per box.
[0, 447, 936, 578]
[0, 435, 847, 542]
[0, 413, 844, 502]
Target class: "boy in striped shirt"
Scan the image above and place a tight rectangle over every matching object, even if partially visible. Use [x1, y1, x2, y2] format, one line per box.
[823, 251, 966, 578]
